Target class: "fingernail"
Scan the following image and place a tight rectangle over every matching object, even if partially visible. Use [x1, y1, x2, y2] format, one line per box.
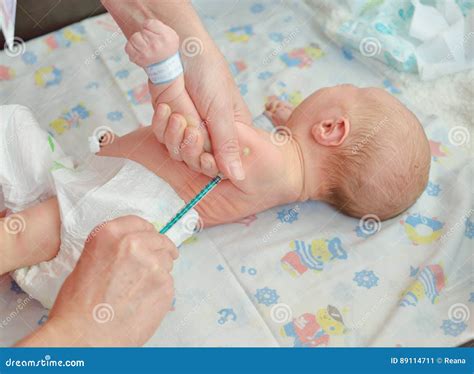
[189, 126, 199, 143]
[202, 159, 212, 170]
[229, 160, 245, 181]
[157, 104, 169, 120]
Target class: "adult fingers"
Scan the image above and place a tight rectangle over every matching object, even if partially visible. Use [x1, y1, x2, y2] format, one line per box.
[151, 103, 171, 144]
[206, 93, 245, 182]
[200, 152, 219, 177]
[164, 113, 186, 161]
[92, 215, 155, 243]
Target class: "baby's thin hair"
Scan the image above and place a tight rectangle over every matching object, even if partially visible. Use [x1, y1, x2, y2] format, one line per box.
[322, 90, 430, 220]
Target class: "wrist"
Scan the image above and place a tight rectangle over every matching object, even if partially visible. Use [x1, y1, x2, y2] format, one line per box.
[16, 314, 105, 347]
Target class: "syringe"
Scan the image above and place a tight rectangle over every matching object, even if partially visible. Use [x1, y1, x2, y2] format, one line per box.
[159, 173, 223, 235]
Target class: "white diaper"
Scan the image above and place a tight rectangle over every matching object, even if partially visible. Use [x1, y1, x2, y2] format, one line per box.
[1, 105, 198, 308]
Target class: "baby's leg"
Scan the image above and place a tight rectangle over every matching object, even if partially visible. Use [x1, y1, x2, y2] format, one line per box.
[0, 198, 60, 275]
[125, 20, 210, 169]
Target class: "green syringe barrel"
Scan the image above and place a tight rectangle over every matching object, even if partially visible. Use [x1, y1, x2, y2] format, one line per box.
[159, 174, 223, 235]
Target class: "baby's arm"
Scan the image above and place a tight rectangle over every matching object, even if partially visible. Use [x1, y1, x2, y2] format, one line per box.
[0, 198, 61, 275]
[99, 118, 299, 227]
[126, 20, 213, 173]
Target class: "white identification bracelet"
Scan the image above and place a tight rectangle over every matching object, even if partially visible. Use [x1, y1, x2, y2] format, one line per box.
[145, 52, 183, 85]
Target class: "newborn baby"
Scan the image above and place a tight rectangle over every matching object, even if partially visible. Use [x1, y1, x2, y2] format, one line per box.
[0, 21, 430, 309]
[124, 20, 431, 220]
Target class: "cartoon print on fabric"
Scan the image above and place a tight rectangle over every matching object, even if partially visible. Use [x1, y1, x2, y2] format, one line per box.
[44, 25, 85, 50]
[267, 92, 302, 108]
[281, 305, 347, 347]
[280, 43, 324, 68]
[255, 287, 279, 306]
[465, 217, 474, 239]
[353, 270, 379, 289]
[217, 308, 237, 325]
[277, 207, 299, 224]
[400, 213, 444, 245]
[425, 181, 441, 197]
[0, 65, 15, 80]
[49, 104, 90, 135]
[281, 237, 347, 277]
[429, 140, 449, 162]
[34, 66, 62, 88]
[225, 25, 253, 43]
[229, 60, 247, 76]
[127, 83, 151, 105]
[400, 264, 446, 307]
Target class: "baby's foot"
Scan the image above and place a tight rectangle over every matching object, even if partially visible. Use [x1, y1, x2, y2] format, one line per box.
[265, 99, 294, 127]
[125, 20, 211, 173]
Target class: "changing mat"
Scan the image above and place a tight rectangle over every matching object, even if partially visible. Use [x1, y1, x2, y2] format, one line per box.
[0, 0, 472, 347]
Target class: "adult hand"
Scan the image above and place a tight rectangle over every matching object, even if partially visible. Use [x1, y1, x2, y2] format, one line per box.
[155, 45, 252, 180]
[102, 0, 252, 181]
[16, 216, 178, 347]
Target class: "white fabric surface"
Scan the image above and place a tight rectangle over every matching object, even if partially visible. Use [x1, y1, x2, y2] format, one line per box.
[0, 0, 472, 347]
[1, 105, 199, 309]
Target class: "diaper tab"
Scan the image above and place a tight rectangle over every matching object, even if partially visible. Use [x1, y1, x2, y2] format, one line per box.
[88, 136, 100, 153]
[145, 52, 183, 85]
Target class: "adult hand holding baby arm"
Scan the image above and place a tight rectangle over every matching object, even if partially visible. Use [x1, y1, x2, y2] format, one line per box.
[16, 216, 177, 347]
[102, 0, 249, 181]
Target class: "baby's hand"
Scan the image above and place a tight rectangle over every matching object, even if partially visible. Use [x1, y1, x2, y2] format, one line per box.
[125, 20, 215, 176]
[265, 98, 294, 127]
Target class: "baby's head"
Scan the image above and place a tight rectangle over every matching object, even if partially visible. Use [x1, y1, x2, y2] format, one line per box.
[287, 84, 430, 220]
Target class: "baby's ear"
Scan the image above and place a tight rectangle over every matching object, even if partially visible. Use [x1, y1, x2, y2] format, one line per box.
[311, 117, 350, 147]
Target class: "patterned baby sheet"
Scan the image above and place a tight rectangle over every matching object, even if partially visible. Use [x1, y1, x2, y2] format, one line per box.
[0, 0, 471, 347]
